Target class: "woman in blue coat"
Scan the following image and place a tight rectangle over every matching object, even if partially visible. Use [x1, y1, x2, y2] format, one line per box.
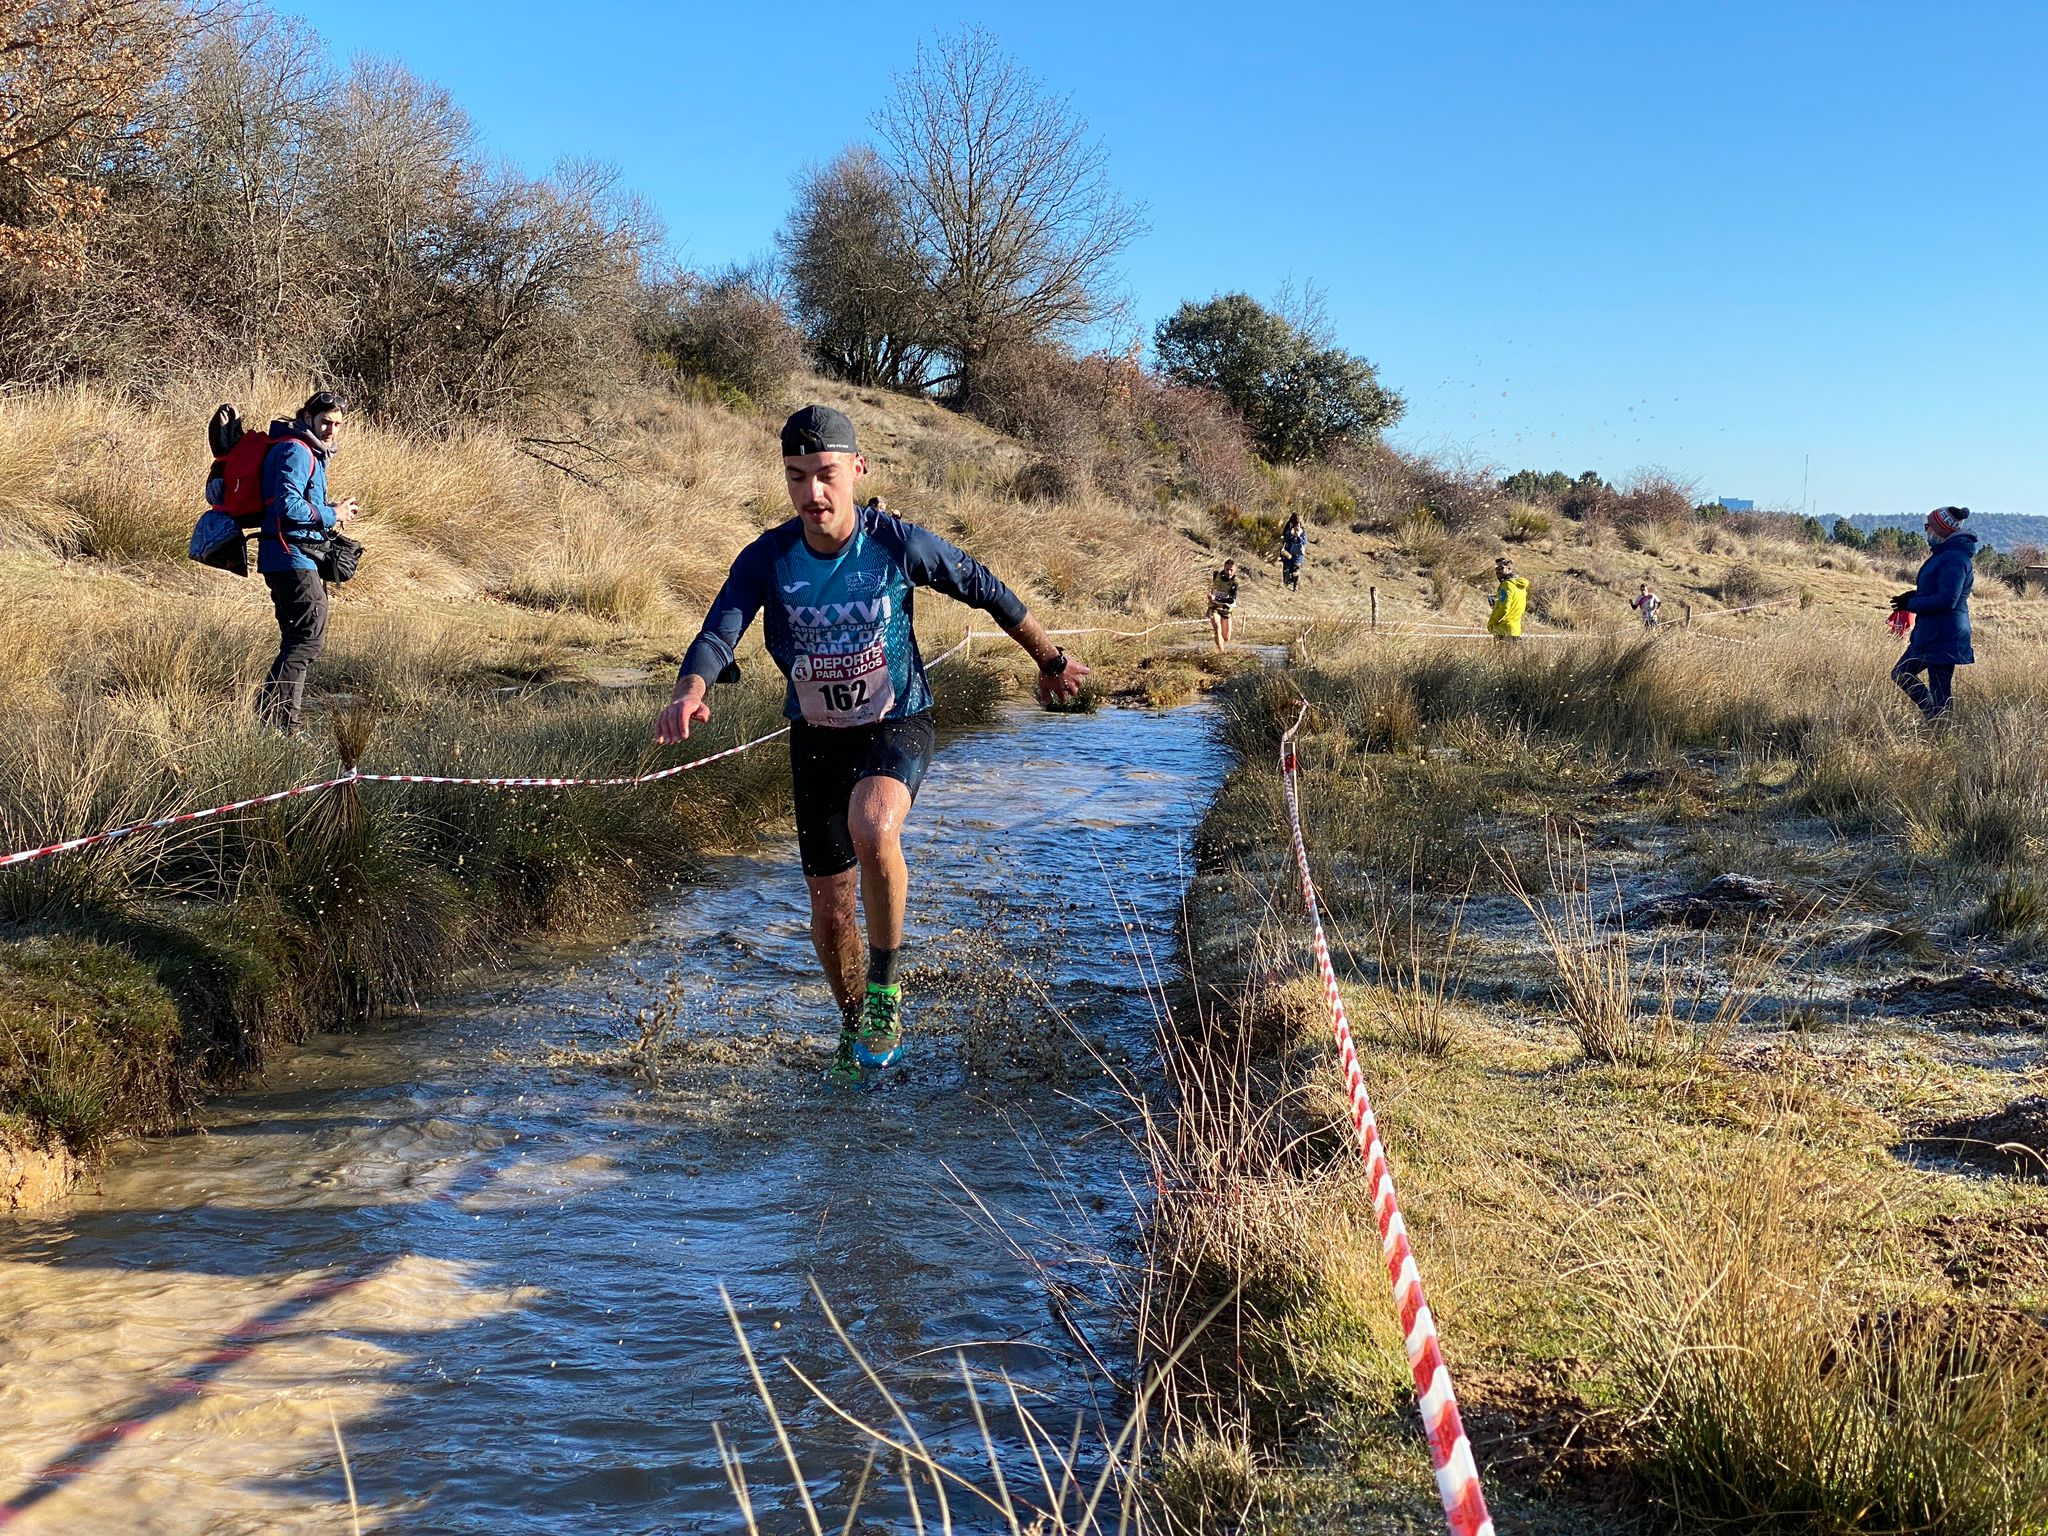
[1890, 505, 1977, 721]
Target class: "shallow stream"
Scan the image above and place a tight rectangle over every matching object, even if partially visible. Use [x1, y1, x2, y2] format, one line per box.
[0, 701, 1226, 1534]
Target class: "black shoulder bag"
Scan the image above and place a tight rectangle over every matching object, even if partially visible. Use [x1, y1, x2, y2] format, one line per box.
[316, 532, 364, 584]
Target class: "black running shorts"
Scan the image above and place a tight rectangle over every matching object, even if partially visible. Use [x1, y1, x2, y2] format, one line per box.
[788, 714, 937, 878]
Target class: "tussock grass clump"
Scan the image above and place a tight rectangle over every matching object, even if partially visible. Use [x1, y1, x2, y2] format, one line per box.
[1972, 873, 2048, 940]
[1359, 676, 1423, 753]
[1498, 830, 1787, 1065]
[502, 505, 677, 625]
[0, 937, 187, 1149]
[1502, 503, 1553, 542]
[1906, 713, 2048, 869]
[1394, 506, 1451, 565]
[1369, 883, 1469, 1057]
[1717, 560, 1782, 605]
[1594, 1165, 2048, 1533]
[1498, 834, 1663, 1064]
[97, 603, 267, 704]
[1139, 1011, 1399, 1445]
[1147, 1430, 1260, 1533]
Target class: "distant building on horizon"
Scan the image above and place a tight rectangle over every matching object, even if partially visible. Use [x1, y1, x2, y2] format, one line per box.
[1718, 497, 1755, 512]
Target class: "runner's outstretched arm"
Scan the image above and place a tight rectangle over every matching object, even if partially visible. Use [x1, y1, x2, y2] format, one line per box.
[658, 549, 769, 743]
[888, 517, 1091, 703]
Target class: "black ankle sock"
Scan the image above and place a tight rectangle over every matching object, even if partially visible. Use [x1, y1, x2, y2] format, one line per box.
[867, 946, 900, 989]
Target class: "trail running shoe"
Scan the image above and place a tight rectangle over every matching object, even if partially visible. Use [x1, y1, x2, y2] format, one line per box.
[825, 1025, 865, 1089]
[854, 982, 905, 1069]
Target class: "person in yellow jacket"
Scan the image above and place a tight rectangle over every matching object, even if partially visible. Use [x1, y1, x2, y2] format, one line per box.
[1487, 556, 1529, 638]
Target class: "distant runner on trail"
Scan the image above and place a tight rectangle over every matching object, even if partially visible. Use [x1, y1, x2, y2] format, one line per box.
[1278, 513, 1307, 591]
[656, 405, 1090, 1087]
[1630, 580, 1661, 631]
[1208, 559, 1240, 650]
[1488, 557, 1528, 639]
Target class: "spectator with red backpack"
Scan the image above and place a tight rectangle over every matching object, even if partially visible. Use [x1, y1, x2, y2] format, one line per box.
[192, 390, 360, 730]
[254, 392, 357, 731]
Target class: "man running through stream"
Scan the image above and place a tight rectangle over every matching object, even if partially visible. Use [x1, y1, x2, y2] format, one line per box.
[656, 405, 1091, 1086]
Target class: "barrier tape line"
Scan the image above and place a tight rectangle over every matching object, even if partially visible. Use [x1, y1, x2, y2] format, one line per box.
[967, 618, 1210, 641]
[1689, 595, 1796, 623]
[0, 773, 366, 871]
[1278, 704, 1494, 1536]
[0, 638, 972, 871]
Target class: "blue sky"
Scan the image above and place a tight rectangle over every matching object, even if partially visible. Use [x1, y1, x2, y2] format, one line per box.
[297, 1, 2044, 518]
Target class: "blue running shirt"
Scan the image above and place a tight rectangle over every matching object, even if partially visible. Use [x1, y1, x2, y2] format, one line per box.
[680, 507, 1028, 725]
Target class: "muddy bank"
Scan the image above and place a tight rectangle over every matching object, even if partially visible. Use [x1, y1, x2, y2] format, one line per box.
[0, 1133, 77, 1214]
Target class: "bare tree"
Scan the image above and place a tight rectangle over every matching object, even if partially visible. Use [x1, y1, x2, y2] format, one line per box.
[778, 145, 934, 389]
[876, 27, 1142, 400]
[0, 3, 667, 420]
[309, 56, 474, 413]
[431, 157, 656, 419]
[149, 9, 331, 371]
[640, 258, 803, 406]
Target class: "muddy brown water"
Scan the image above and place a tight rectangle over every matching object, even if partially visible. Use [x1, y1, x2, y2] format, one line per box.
[0, 701, 1227, 1534]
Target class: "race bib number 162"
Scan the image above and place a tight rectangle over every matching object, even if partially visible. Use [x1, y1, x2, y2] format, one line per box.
[792, 642, 894, 726]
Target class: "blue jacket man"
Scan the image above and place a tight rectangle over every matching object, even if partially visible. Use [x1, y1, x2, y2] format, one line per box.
[257, 418, 337, 574]
[1892, 506, 1977, 720]
[254, 392, 357, 731]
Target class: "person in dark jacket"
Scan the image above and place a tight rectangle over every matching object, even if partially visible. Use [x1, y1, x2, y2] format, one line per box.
[1278, 513, 1307, 591]
[1890, 505, 1977, 721]
[255, 391, 357, 731]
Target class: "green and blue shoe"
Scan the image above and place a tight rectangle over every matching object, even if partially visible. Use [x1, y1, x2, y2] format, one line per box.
[853, 982, 906, 1069]
[825, 1024, 866, 1089]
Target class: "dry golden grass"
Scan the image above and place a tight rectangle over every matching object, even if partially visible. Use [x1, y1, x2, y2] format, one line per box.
[0, 373, 1211, 721]
[1590, 1157, 2048, 1532]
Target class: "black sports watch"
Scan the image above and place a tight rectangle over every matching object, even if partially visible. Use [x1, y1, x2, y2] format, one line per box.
[1039, 647, 1069, 677]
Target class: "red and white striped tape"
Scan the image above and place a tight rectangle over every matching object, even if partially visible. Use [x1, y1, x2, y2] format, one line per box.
[968, 618, 1210, 642]
[0, 774, 366, 871]
[1278, 704, 1493, 1536]
[0, 730, 802, 871]
[1, 639, 976, 871]
[353, 724, 792, 790]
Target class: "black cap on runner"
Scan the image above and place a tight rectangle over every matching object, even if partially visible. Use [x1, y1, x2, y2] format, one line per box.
[780, 404, 858, 457]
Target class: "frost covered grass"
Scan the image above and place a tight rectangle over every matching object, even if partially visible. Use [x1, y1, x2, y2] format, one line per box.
[1152, 619, 2048, 1530]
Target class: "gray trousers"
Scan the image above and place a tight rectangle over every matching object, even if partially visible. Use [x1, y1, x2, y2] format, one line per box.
[258, 568, 328, 730]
